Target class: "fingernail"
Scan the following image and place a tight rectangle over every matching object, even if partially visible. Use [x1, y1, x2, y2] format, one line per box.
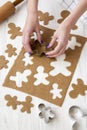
[45, 54, 49, 57]
[40, 40, 44, 44]
[28, 52, 32, 55]
[46, 43, 50, 48]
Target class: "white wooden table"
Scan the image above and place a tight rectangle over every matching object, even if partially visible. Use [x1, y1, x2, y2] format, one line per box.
[0, 0, 87, 130]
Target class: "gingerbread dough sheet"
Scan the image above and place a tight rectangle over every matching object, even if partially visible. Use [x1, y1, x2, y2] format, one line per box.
[0, 1, 87, 130]
[3, 24, 87, 106]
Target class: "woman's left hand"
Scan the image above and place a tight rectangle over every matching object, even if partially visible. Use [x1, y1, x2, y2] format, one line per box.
[46, 22, 71, 58]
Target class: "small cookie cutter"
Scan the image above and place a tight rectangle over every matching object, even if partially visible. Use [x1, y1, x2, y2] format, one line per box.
[38, 103, 55, 123]
[31, 40, 53, 57]
[69, 105, 87, 130]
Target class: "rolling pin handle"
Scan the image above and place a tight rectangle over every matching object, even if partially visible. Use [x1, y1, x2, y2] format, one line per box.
[13, 0, 24, 6]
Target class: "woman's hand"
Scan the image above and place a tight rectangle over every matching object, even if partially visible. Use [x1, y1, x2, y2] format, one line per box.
[46, 0, 87, 58]
[46, 22, 71, 57]
[22, 0, 41, 54]
[22, 13, 41, 54]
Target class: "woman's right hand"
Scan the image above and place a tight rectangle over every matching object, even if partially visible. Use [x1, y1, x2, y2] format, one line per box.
[22, 0, 41, 54]
[22, 13, 41, 54]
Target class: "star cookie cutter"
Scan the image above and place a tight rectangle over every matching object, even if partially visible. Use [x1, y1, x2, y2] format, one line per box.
[69, 106, 87, 130]
[38, 103, 55, 123]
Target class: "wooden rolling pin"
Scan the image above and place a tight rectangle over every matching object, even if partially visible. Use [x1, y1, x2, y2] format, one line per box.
[0, 0, 24, 22]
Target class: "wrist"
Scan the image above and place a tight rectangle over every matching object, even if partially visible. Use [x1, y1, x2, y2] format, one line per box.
[62, 0, 87, 30]
[62, 14, 77, 30]
[27, 0, 38, 14]
[61, 19, 72, 31]
[28, 9, 38, 15]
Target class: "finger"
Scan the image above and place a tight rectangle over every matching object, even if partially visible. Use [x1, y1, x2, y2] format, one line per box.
[47, 35, 57, 48]
[36, 27, 42, 43]
[57, 46, 66, 56]
[47, 46, 66, 58]
[46, 40, 63, 56]
[47, 36, 68, 57]
[22, 32, 33, 53]
[46, 48, 58, 57]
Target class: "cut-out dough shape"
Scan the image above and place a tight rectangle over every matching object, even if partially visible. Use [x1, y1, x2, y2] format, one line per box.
[10, 70, 31, 87]
[50, 83, 62, 99]
[69, 79, 87, 98]
[38, 11, 54, 25]
[34, 66, 49, 86]
[5, 95, 34, 113]
[31, 40, 53, 57]
[57, 10, 78, 30]
[22, 53, 34, 66]
[49, 54, 71, 76]
[66, 37, 81, 50]
[5, 44, 17, 57]
[20, 96, 34, 113]
[0, 55, 9, 69]
[8, 23, 22, 39]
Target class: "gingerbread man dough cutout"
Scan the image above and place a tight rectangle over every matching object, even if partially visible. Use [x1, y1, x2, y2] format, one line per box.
[8, 23, 22, 39]
[38, 11, 54, 25]
[69, 79, 87, 98]
[57, 10, 78, 30]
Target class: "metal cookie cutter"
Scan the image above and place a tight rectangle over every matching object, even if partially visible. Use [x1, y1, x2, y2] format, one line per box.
[38, 103, 55, 123]
[69, 106, 87, 130]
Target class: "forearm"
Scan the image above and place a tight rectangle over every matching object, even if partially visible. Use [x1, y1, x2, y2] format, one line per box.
[27, 0, 38, 14]
[63, 0, 87, 28]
